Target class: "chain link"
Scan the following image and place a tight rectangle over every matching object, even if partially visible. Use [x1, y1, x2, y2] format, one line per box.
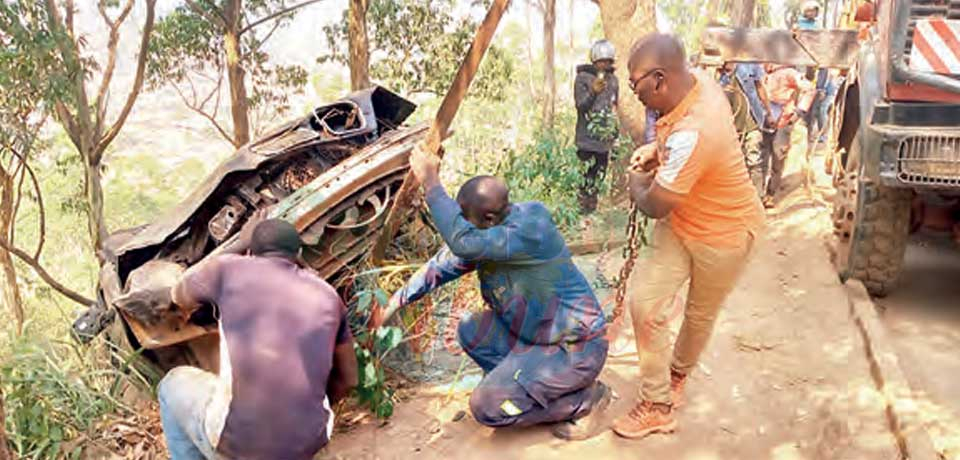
[611, 205, 645, 325]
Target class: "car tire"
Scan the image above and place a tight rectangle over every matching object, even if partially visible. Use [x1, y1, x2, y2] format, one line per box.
[833, 133, 912, 297]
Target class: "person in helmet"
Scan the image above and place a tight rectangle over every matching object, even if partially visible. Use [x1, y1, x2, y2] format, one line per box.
[574, 39, 620, 214]
[796, 1, 821, 30]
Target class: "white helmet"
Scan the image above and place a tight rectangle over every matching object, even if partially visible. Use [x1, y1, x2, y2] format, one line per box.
[802, 0, 821, 14]
[590, 39, 616, 63]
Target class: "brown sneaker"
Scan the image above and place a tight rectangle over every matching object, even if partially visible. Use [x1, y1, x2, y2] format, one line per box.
[611, 400, 677, 439]
[551, 381, 613, 441]
[670, 369, 687, 409]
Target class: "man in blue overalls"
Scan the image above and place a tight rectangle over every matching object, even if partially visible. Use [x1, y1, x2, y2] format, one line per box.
[371, 146, 611, 441]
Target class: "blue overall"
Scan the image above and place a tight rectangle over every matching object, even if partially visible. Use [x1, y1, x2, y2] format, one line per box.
[391, 186, 608, 427]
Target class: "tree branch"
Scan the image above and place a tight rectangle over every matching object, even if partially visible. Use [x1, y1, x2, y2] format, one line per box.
[198, 68, 224, 111]
[0, 236, 94, 307]
[1, 148, 87, 307]
[10, 160, 26, 245]
[10, 155, 45, 260]
[240, 0, 325, 35]
[45, 0, 93, 154]
[54, 102, 81, 148]
[172, 84, 236, 146]
[248, 18, 283, 58]
[10, 151, 46, 260]
[95, 0, 158, 163]
[185, 0, 227, 28]
[94, 0, 135, 139]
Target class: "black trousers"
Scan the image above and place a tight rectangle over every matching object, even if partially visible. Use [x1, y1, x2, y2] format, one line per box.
[577, 149, 609, 213]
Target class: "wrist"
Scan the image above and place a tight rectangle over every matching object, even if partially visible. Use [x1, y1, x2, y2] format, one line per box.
[421, 173, 442, 191]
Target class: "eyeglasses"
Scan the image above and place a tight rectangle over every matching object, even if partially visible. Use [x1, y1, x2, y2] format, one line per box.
[629, 67, 665, 92]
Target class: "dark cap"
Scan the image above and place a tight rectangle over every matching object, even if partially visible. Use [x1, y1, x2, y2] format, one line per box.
[249, 219, 303, 257]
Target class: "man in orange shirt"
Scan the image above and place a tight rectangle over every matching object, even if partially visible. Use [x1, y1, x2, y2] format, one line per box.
[758, 63, 816, 207]
[610, 33, 765, 440]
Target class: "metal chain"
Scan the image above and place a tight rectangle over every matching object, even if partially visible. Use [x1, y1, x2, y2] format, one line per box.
[593, 246, 613, 290]
[611, 205, 645, 325]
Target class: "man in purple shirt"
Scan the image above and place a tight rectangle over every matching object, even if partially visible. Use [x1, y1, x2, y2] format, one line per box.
[160, 217, 358, 460]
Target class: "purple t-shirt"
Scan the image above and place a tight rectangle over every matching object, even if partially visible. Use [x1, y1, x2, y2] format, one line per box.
[181, 254, 351, 459]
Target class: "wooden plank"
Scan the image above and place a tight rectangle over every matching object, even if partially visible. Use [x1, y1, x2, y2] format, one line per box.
[702, 27, 858, 68]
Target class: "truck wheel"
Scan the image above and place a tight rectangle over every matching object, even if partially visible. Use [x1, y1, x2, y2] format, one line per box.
[832, 134, 911, 297]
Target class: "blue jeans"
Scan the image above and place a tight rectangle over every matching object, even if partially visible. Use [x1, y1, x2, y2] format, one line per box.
[158, 366, 219, 460]
[457, 310, 608, 427]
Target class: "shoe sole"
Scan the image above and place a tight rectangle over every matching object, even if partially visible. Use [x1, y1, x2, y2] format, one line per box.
[552, 384, 613, 441]
[612, 419, 678, 439]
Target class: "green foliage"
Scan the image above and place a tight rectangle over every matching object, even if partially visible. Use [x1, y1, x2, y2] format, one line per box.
[321, 0, 514, 100]
[660, 0, 712, 53]
[2, 333, 151, 460]
[0, 2, 77, 150]
[499, 128, 585, 230]
[494, 110, 632, 233]
[348, 282, 402, 419]
[147, 1, 309, 128]
[660, 0, 773, 51]
[586, 108, 619, 144]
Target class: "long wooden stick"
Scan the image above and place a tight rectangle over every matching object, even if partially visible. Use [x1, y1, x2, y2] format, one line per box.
[371, 0, 512, 263]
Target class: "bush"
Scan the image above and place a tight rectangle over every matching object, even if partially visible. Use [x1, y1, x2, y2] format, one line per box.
[2, 334, 151, 459]
[498, 129, 585, 230]
[496, 110, 635, 233]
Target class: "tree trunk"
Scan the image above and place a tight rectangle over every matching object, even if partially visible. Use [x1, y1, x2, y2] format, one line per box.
[83, 155, 108, 259]
[525, 2, 537, 101]
[224, 0, 251, 148]
[596, 0, 657, 144]
[732, 0, 756, 27]
[0, 171, 23, 334]
[347, 0, 371, 90]
[542, 0, 556, 129]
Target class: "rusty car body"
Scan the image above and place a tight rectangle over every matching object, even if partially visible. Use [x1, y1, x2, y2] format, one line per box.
[73, 87, 426, 372]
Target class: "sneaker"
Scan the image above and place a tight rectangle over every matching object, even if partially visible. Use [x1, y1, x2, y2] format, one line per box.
[611, 400, 677, 439]
[670, 369, 687, 409]
[551, 381, 613, 441]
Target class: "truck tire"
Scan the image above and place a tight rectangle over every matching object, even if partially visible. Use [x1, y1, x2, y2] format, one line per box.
[833, 133, 911, 296]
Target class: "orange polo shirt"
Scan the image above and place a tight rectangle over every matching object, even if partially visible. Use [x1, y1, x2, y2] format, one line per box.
[653, 70, 765, 247]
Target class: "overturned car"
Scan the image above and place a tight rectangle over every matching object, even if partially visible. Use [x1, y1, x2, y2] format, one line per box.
[74, 87, 427, 372]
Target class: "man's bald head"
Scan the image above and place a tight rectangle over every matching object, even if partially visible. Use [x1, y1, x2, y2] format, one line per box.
[456, 175, 510, 229]
[628, 33, 687, 74]
[626, 33, 695, 113]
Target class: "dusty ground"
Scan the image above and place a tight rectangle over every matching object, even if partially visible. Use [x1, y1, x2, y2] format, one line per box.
[316, 151, 902, 459]
[876, 231, 960, 459]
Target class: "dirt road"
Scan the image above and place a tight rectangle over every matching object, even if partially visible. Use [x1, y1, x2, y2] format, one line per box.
[318, 156, 901, 459]
[875, 231, 960, 459]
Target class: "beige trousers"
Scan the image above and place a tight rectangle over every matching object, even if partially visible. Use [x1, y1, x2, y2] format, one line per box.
[627, 222, 756, 404]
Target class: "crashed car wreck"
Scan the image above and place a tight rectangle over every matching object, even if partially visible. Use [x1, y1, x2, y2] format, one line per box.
[73, 87, 426, 372]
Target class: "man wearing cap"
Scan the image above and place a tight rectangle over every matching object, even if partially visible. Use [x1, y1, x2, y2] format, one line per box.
[574, 39, 620, 214]
[159, 214, 358, 460]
